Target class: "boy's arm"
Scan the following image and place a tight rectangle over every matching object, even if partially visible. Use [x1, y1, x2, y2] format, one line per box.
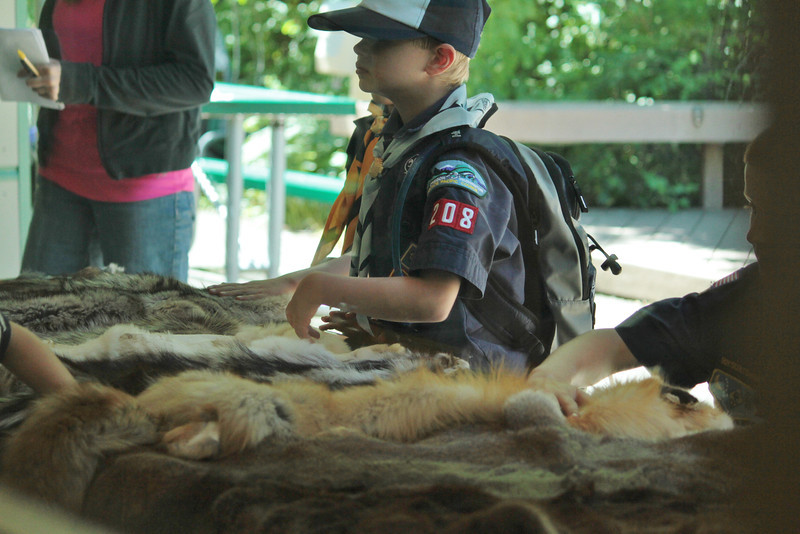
[286, 269, 461, 339]
[3, 322, 77, 395]
[208, 254, 352, 300]
[527, 328, 639, 415]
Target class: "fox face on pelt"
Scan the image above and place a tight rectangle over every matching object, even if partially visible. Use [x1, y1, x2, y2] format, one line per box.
[0, 367, 733, 511]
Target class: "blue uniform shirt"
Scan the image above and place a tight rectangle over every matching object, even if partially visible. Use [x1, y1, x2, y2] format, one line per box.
[616, 262, 760, 421]
[363, 104, 540, 371]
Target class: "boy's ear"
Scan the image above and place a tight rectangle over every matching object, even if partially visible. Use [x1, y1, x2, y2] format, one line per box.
[426, 43, 456, 76]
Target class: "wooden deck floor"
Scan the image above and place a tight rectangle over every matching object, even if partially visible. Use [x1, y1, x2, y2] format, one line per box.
[582, 208, 756, 301]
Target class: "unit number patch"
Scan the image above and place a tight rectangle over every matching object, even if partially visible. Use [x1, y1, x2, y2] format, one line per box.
[428, 199, 478, 234]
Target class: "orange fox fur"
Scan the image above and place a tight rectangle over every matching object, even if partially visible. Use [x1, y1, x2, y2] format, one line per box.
[0, 383, 157, 511]
[0, 367, 733, 511]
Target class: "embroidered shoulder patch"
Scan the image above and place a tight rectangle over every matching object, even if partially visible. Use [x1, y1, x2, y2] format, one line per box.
[427, 160, 487, 198]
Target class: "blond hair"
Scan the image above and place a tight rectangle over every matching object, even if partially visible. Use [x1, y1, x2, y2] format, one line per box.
[412, 36, 471, 88]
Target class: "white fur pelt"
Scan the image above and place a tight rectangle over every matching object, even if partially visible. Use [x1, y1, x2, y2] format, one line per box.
[51, 322, 466, 391]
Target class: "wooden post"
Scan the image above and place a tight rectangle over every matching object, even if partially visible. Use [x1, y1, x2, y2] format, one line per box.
[0, 0, 30, 278]
[702, 143, 724, 209]
[224, 113, 245, 282]
[268, 117, 287, 279]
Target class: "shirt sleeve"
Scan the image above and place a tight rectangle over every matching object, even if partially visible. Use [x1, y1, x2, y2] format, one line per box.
[0, 312, 11, 364]
[615, 295, 715, 388]
[615, 263, 760, 388]
[58, 0, 216, 115]
[408, 149, 518, 299]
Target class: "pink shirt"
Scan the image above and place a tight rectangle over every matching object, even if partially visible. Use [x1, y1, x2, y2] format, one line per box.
[39, 0, 194, 202]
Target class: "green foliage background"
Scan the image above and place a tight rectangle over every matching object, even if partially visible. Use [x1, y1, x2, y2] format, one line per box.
[210, 0, 765, 214]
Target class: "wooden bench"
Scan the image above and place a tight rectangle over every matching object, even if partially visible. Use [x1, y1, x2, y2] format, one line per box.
[330, 100, 772, 209]
[487, 101, 771, 209]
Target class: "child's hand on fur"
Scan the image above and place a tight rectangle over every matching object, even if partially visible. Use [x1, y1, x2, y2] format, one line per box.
[319, 310, 361, 335]
[320, 311, 402, 348]
[320, 311, 384, 338]
[526, 372, 589, 417]
[207, 277, 297, 300]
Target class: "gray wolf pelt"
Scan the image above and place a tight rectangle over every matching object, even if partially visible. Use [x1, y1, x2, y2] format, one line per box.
[0, 267, 287, 343]
[1, 366, 732, 511]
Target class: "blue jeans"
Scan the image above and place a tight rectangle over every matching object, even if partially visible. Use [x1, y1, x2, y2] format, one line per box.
[21, 177, 195, 281]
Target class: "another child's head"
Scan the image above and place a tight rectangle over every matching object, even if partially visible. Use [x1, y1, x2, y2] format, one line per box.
[309, 1, 491, 89]
[742, 123, 799, 252]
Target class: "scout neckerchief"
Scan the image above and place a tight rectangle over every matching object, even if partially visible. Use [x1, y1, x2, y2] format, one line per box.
[311, 101, 387, 265]
[346, 111, 386, 337]
[349, 135, 385, 279]
[348, 86, 495, 279]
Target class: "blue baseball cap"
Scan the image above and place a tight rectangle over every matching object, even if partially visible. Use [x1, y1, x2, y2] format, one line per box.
[308, 0, 492, 59]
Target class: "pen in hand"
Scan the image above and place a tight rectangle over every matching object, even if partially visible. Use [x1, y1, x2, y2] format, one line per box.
[17, 49, 40, 77]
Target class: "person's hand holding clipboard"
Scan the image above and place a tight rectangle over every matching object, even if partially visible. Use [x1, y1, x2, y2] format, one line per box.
[0, 27, 64, 109]
[17, 48, 61, 101]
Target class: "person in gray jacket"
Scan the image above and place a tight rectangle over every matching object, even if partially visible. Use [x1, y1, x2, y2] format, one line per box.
[20, 0, 216, 282]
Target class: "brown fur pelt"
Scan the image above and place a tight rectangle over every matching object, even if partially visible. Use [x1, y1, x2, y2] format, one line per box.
[0, 366, 732, 513]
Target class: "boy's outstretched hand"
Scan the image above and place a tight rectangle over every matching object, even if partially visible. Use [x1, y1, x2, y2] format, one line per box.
[208, 256, 351, 301]
[207, 277, 296, 300]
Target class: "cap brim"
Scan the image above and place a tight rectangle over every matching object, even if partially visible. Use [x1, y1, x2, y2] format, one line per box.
[308, 7, 426, 42]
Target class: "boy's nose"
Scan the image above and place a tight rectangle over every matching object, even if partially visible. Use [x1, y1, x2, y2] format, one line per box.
[353, 38, 368, 55]
[354, 37, 380, 56]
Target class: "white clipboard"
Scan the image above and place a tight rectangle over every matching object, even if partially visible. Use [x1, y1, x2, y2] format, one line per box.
[0, 27, 64, 110]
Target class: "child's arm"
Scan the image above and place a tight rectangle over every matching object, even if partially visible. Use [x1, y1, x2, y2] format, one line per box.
[208, 255, 352, 300]
[3, 321, 77, 394]
[285, 269, 461, 339]
[527, 328, 639, 415]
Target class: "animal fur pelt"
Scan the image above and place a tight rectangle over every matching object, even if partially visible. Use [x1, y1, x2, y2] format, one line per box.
[0, 269, 468, 408]
[0, 270, 746, 533]
[0, 322, 468, 435]
[1, 367, 732, 514]
[0, 267, 288, 343]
